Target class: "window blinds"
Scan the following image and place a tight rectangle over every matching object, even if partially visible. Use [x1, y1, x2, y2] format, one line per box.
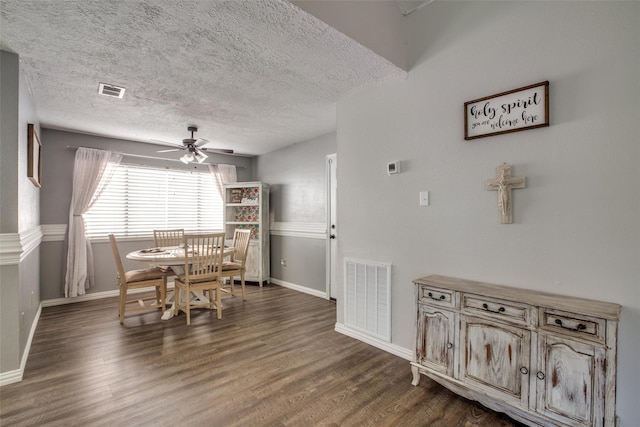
[84, 163, 223, 239]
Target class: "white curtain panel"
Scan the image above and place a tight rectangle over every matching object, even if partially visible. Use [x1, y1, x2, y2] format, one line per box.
[65, 148, 122, 297]
[209, 164, 237, 198]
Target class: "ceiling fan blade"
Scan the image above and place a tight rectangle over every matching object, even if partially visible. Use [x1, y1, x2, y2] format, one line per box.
[194, 138, 209, 147]
[157, 148, 181, 153]
[201, 147, 234, 154]
[150, 138, 178, 146]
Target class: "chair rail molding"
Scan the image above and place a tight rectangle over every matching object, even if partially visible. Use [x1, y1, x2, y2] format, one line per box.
[0, 225, 43, 265]
[270, 222, 326, 239]
[41, 224, 67, 242]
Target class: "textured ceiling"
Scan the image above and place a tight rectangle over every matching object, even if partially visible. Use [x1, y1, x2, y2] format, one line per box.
[0, 0, 406, 155]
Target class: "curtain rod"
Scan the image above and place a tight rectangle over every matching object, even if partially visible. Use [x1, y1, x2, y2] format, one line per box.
[65, 145, 246, 168]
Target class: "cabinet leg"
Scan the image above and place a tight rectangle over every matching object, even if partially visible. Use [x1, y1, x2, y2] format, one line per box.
[411, 365, 420, 386]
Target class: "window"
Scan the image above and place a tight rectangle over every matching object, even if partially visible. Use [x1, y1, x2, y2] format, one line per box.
[84, 163, 223, 239]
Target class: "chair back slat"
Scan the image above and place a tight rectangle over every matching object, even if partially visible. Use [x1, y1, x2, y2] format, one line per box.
[232, 229, 252, 264]
[153, 229, 184, 247]
[183, 233, 225, 281]
[108, 234, 126, 284]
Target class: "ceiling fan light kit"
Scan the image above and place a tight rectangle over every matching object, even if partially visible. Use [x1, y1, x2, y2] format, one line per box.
[180, 150, 207, 164]
[194, 151, 208, 163]
[180, 152, 194, 164]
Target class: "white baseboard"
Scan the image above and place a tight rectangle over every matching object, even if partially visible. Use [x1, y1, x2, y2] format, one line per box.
[42, 281, 175, 307]
[0, 303, 42, 387]
[334, 322, 413, 361]
[0, 368, 22, 387]
[269, 278, 328, 299]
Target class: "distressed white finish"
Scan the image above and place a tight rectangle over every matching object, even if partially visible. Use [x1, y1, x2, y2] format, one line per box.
[415, 305, 456, 377]
[0, 0, 405, 155]
[411, 275, 620, 427]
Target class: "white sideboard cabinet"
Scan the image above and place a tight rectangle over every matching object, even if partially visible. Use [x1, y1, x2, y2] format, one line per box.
[411, 275, 620, 427]
[223, 182, 269, 285]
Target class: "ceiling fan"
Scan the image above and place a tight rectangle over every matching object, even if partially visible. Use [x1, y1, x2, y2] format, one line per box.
[155, 126, 233, 164]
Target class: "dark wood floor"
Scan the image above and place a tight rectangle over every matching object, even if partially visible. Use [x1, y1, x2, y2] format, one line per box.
[1, 284, 523, 426]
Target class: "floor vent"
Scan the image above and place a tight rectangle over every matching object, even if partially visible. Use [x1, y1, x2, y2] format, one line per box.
[344, 258, 391, 342]
[98, 82, 126, 98]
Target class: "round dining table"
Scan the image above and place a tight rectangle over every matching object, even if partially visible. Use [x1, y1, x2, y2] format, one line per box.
[127, 245, 233, 263]
[126, 245, 235, 320]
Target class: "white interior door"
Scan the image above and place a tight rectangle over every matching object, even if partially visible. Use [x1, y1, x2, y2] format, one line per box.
[326, 154, 337, 300]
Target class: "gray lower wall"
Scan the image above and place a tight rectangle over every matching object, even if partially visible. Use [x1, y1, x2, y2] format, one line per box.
[19, 250, 40, 345]
[39, 241, 65, 301]
[270, 235, 327, 293]
[255, 133, 336, 293]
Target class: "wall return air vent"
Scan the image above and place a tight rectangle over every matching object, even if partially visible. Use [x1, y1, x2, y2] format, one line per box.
[98, 82, 126, 98]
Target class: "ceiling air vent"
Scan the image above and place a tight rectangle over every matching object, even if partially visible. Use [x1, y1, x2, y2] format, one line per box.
[98, 82, 126, 98]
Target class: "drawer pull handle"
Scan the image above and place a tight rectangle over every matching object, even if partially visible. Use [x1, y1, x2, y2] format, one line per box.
[554, 318, 587, 332]
[520, 367, 529, 375]
[428, 292, 446, 301]
[482, 303, 505, 314]
[536, 371, 545, 380]
[446, 342, 453, 349]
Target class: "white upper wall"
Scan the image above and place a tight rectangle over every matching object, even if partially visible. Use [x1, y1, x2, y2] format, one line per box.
[291, 0, 408, 70]
[336, 1, 639, 425]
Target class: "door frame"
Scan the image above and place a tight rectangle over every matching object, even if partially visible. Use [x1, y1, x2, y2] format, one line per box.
[326, 153, 337, 300]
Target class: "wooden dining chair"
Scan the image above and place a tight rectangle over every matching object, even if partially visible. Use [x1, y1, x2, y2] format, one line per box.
[220, 229, 252, 300]
[173, 232, 226, 325]
[109, 234, 170, 324]
[152, 228, 184, 276]
[153, 228, 184, 247]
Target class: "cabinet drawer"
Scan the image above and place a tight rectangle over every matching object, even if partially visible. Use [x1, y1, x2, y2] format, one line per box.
[462, 294, 530, 326]
[417, 285, 457, 308]
[540, 308, 606, 344]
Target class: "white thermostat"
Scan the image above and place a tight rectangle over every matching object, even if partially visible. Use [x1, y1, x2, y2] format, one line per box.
[387, 161, 400, 175]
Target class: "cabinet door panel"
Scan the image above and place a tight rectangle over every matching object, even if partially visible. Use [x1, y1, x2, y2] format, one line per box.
[536, 333, 605, 427]
[416, 305, 456, 377]
[244, 242, 260, 279]
[460, 316, 530, 407]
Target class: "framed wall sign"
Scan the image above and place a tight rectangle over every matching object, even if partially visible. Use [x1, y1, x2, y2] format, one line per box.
[27, 123, 42, 187]
[464, 81, 549, 140]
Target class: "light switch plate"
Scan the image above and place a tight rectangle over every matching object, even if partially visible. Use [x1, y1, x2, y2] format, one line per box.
[387, 161, 400, 175]
[419, 191, 429, 206]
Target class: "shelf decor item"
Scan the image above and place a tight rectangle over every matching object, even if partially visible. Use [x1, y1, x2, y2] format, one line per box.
[230, 188, 243, 203]
[27, 124, 42, 187]
[464, 81, 549, 140]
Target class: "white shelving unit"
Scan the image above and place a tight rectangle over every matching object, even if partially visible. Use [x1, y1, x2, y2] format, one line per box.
[223, 182, 270, 285]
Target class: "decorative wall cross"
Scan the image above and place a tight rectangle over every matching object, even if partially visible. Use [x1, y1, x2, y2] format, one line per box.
[485, 163, 525, 224]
